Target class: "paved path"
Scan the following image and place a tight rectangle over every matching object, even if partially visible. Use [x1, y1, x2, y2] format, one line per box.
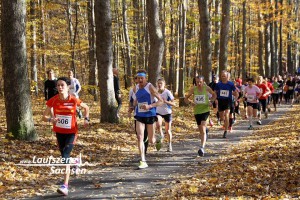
[28, 104, 291, 200]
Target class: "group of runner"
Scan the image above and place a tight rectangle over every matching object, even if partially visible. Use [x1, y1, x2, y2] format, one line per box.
[41, 68, 300, 196]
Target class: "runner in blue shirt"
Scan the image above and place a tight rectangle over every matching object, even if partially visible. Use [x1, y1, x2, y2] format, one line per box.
[214, 71, 239, 138]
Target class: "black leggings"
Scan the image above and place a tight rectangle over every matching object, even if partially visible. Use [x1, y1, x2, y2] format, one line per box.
[56, 133, 76, 163]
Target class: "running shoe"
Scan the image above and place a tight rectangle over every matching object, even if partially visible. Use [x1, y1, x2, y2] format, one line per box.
[244, 115, 248, 119]
[228, 126, 232, 132]
[217, 120, 221, 126]
[257, 120, 262, 125]
[57, 185, 68, 196]
[198, 148, 205, 157]
[248, 125, 253, 130]
[138, 161, 148, 169]
[223, 131, 227, 138]
[155, 135, 162, 151]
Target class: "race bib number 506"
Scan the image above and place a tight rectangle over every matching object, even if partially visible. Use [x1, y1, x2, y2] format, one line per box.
[56, 115, 72, 129]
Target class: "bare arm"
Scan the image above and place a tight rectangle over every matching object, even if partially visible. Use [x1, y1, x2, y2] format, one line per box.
[206, 86, 217, 102]
[184, 86, 194, 105]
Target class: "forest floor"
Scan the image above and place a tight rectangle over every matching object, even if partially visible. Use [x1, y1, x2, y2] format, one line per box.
[0, 92, 299, 199]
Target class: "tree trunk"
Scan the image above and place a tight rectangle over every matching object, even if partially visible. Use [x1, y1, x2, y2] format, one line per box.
[122, 0, 132, 88]
[264, 15, 271, 78]
[241, 1, 247, 80]
[30, 0, 38, 96]
[178, 1, 186, 106]
[168, 0, 176, 92]
[213, 0, 220, 74]
[258, 11, 264, 76]
[87, 0, 98, 101]
[279, 0, 283, 75]
[219, 0, 231, 74]
[39, 0, 47, 79]
[1, 0, 37, 140]
[95, 0, 118, 123]
[146, 0, 164, 84]
[198, 0, 212, 83]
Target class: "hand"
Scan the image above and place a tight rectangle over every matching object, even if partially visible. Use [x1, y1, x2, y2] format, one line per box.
[118, 94, 122, 98]
[84, 120, 89, 128]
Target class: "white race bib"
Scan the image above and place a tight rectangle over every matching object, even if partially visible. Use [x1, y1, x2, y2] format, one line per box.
[289, 86, 294, 90]
[138, 102, 148, 113]
[220, 90, 229, 97]
[56, 115, 72, 129]
[247, 95, 255, 101]
[194, 95, 205, 104]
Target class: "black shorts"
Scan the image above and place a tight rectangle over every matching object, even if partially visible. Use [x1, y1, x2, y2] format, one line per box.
[218, 98, 232, 112]
[157, 113, 172, 123]
[56, 133, 76, 163]
[134, 116, 158, 124]
[194, 112, 210, 125]
[247, 102, 259, 109]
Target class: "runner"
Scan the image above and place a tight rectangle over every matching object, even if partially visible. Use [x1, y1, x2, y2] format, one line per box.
[265, 77, 274, 112]
[68, 70, 82, 118]
[132, 69, 163, 169]
[243, 78, 261, 130]
[241, 79, 249, 119]
[42, 77, 89, 196]
[208, 75, 220, 125]
[184, 76, 216, 156]
[214, 71, 239, 138]
[44, 69, 58, 101]
[156, 78, 176, 152]
[257, 76, 271, 125]
[128, 76, 149, 154]
[285, 75, 296, 107]
[272, 77, 281, 111]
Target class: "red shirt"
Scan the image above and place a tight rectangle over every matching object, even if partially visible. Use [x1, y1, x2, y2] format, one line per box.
[267, 82, 274, 94]
[46, 94, 82, 134]
[257, 84, 269, 100]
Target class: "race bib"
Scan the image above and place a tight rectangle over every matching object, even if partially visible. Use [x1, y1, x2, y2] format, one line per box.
[194, 95, 205, 104]
[56, 115, 72, 129]
[289, 86, 294, 90]
[274, 89, 279, 94]
[247, 95, 255, 101]
[138, 102, 148, 113]
[220, 90, 229, 97]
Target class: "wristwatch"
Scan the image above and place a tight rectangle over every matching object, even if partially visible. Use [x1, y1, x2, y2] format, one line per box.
[84, 117, 90, 122]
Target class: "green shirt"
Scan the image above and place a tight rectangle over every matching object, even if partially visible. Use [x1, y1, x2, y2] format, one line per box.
[193, 86, 210, 115]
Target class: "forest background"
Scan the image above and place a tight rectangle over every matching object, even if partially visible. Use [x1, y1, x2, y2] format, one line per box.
[0, 0, 300, 143]
[0, 0, 299, 198]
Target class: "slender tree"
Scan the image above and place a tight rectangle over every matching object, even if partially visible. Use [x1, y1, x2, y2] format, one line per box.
[30, 0, 38, 96]
[95, 0, 118, 123]
[1, 0, 37, 140]
[219, 0, 231, 74]
[178, 1, 186, 106]
[198, 0, 212, 83]
[87, 0, 98, 101]
[146, 0, 164, 84]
